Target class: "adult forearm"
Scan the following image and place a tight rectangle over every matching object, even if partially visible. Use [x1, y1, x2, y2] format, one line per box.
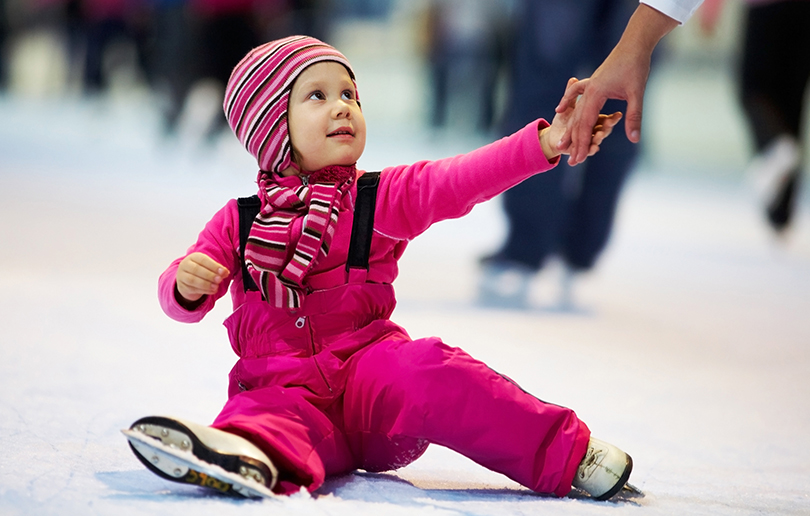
[623, 3, 680, 56]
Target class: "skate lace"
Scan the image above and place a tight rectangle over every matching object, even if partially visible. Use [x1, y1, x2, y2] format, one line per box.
[578, 444, 605, 480]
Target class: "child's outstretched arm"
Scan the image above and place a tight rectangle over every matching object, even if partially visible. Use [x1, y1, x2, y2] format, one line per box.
[175, 252, 230, 307]
[539, 78, 623, 162]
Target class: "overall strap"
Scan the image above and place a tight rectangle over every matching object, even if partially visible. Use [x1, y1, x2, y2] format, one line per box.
[346, 171, 380, 282]
[237, 171, 381, 293]
[237, 195, 261, 292]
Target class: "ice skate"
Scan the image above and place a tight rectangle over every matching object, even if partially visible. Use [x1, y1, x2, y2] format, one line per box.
[477, 254, 533, 308]
[747, 134, 801, 233]
[572, 437, 633, 501]
[122, 416, 278, 498]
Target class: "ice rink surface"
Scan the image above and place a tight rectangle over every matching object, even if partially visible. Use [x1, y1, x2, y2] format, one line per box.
[1, 83, 809, 516]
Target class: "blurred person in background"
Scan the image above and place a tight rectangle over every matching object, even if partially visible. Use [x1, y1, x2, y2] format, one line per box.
[63, 0, 86, 91]
[148, 0, 332, 144]
[1, 0, 93, 95]
[183, 0, 262, 142]
[0, 0, 7, 91]
[79, 0, 149, 95]
[283, 0, 333, 42]
[424, 0, 511, 133]
[334, 0, 390, 18]
[479, 0, 707, 308]
[146, 0, 193, 136]
[478, 0, 644, 309]
[700, 0, 809, 235]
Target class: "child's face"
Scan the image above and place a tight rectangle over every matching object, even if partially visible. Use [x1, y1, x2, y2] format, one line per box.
[288, 61, 366, 172]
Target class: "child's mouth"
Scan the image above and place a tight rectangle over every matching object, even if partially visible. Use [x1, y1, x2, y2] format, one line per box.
[327, 128, 354, 138]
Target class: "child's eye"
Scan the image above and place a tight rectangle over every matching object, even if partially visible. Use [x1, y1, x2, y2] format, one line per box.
[341, 90, 355, 101]
[308, 91, 325, 101]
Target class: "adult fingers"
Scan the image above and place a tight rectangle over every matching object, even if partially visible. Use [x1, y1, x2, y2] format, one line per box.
[568, 95, 603, 165]
[555, 77, 587, 113]
[624, 93, 644, 143]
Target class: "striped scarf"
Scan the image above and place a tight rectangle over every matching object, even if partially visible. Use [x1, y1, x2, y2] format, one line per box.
[244, 165, 356, 310]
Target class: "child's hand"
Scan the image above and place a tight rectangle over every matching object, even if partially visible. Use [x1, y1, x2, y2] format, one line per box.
[540, 77, 623, 164]
[176, 252, 230, 303]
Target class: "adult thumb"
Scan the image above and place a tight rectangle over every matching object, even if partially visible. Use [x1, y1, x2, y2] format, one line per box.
[625, 95, 643, 143]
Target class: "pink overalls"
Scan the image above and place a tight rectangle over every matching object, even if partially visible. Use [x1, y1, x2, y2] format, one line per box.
[159, 121, 590, 496]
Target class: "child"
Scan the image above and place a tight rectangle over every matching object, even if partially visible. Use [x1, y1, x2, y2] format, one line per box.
[124, 35, 630, 501]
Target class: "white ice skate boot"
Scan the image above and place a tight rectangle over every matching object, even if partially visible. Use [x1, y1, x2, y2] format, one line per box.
[122, 416, 278, 498]
[572, 437, 633, 501]
[747, 134, 802, 232]
[477, 256, 533, 308]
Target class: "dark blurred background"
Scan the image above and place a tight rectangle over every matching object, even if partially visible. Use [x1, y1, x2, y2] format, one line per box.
[2, 0, 799, 177]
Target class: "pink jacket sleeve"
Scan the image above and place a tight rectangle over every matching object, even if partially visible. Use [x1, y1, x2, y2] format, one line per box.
[158, 199, 241, 323]
[375, 120, 558, 240]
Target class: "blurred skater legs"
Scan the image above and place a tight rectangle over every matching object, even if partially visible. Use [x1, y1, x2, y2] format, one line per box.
[479, 0, 640, 310]
[737, 0, 810, 234]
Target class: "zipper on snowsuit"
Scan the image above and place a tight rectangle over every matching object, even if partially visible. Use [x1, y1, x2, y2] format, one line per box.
[297, 315, 333, 394]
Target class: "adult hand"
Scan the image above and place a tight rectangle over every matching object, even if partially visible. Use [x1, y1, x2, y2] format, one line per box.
[541, 78, 623, 161]
[555, 43, 649, 166]
[554, 3, 679, 166]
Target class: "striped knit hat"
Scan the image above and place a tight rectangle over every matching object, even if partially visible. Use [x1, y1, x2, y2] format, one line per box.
[224, 35, 356, 174]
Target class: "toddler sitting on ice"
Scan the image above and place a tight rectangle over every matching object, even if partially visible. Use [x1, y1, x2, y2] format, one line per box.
[124, 35, 630, 501]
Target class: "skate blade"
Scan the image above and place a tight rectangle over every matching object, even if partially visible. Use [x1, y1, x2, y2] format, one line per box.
[122, 429, 276, 499]
[620, 482, 644, 498]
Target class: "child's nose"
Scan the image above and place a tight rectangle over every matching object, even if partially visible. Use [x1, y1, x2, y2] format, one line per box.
[332, 100, 352, 118]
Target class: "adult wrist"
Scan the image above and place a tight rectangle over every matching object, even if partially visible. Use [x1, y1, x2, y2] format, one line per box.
[622, 4, 679, 54]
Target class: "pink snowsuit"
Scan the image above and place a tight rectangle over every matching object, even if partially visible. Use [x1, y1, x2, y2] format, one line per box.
[158, 120, 590, 496]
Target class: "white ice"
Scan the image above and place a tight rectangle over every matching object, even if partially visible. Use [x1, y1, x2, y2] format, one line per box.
[1, 26, 810, 516]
